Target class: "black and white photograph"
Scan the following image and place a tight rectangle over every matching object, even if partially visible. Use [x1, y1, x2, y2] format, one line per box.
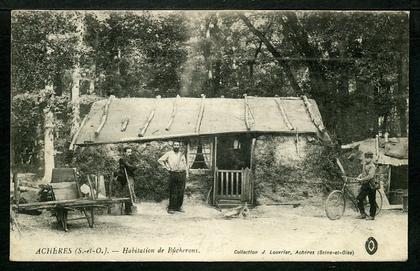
[10, 10, 408, 261]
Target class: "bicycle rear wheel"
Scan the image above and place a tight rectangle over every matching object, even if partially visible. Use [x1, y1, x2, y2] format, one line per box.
[325, 190, 346, 220]
[364, 190, 383, 216]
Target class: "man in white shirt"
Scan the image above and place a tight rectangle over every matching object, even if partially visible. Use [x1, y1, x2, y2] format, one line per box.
[158, 141, 187, 214]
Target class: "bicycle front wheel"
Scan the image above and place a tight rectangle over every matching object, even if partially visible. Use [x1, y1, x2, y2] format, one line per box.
[325, 190, 346, 220]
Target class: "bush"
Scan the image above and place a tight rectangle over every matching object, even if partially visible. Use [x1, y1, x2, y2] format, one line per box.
[253, 135, 342, 205]
[71, 141, 178, 202]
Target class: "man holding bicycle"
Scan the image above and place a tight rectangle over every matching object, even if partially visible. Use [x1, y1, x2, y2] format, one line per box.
[356, 151, 377, 220]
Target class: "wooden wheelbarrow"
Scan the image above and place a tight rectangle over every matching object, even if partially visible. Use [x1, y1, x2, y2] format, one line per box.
[13, 168, 130, 232]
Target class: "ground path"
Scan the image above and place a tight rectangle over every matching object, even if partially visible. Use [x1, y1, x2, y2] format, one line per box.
[11, 199, 407, 261]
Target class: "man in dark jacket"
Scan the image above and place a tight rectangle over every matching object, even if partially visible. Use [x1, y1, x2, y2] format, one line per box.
[117, 147, 136, 214]
[356, 151, 377, 220]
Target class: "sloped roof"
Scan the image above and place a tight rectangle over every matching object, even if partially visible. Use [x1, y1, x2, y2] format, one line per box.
[341, 137, 408, 166]
[71, 96, 327, 146]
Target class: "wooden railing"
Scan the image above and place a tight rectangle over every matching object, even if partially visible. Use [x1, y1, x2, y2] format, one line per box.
[216, 169, 243, 198]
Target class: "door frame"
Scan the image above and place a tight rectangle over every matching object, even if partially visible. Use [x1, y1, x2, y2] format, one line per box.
[212, 135, 255, 205]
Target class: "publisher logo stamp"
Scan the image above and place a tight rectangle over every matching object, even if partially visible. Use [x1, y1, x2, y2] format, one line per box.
[365, 237, 378, 255]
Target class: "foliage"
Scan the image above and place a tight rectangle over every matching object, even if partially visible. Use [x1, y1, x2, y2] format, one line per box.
[11, 11, 409, 184]
[72, 145, 118, 178]
[123, 142, 173, 201]
[253, 136, 342, 203]
[11, 11, 79, 95]
[84, 12, 189, 97]
[11, 89, 72, 168]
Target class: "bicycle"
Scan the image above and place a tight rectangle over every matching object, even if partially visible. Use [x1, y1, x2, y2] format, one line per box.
[325, 176, 383, 220]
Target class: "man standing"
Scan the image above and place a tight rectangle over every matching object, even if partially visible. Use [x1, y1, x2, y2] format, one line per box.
[356, 151, 377, 220]
[158, 141, 187, 214]
[117, 147, 136, 214]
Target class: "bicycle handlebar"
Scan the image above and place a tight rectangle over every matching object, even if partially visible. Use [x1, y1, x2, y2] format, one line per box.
[342, 176, 361, 184]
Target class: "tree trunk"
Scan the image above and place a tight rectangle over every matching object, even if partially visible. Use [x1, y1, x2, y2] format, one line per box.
[248, 40, 263, 80]
[397, 52, 408, 136]
[43, 106, 55, 183]
[71, 15, 84, 136]
[71, 67, 81, 137]
[279, 13, 328, 97]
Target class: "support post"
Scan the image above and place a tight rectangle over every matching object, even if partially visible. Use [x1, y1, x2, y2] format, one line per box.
[186, 141, 190, 179]
[250, 138, 256, 170]
[13, 172, 20, 204]
[213, 136, 218, 205]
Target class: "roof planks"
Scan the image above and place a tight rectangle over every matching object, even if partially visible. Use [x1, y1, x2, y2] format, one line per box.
[71, 95, 328, 146]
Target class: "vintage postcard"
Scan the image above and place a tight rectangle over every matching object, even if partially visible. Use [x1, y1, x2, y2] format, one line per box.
[10, 10, 408, 261]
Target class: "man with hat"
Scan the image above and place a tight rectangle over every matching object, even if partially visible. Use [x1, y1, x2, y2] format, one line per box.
[356, 151, 377, 220]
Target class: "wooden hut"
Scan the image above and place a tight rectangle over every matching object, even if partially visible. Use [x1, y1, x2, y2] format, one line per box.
[71, 95, 330, 207]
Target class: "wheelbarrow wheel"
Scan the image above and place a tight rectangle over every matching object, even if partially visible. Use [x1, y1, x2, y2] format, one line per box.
[83, 207, 95, 228]
[55, 208, 68, 231]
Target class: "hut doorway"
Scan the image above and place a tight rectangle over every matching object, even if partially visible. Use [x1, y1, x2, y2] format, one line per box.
[213, 135, 254, 207]
[216, 135, 251, 170]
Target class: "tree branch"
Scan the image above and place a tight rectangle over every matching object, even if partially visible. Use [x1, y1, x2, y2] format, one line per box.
[239, 14, 303, 95]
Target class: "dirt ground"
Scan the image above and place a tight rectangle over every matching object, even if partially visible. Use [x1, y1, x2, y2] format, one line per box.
[10, 199, 407, 262]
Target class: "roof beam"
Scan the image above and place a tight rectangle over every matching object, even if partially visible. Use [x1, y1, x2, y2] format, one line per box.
[243, 94, 256, 130]
[195, 94, 206, 134]
[165, 95, 180, 131]
[301, 95, 325, 132]
[138, 95, 160, 137]
[94, 95, 114, 137]
[274, 97, 294, 131]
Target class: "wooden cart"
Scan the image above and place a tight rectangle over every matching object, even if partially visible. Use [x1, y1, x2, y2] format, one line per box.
[12, 168, 131, 232]
[14, 198, 130, 231]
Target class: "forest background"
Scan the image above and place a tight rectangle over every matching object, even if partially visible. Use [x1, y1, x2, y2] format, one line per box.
[10, 10, 408, 185]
